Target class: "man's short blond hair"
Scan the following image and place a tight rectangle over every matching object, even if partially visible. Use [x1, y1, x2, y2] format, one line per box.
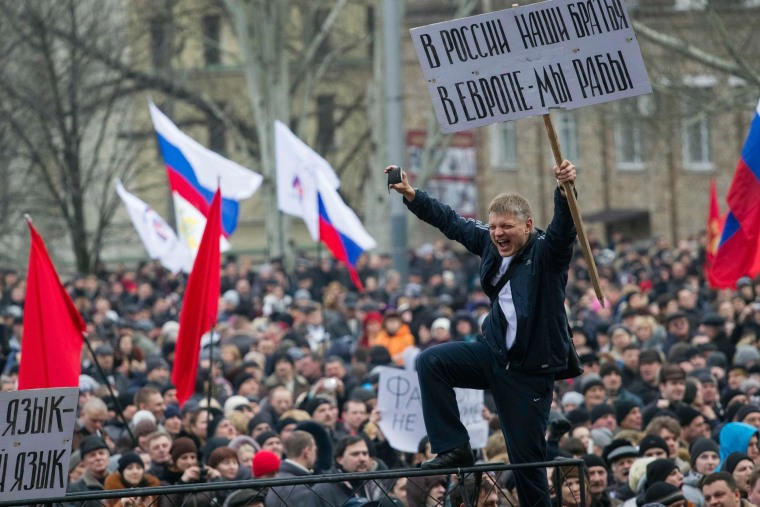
[487, 193, 532, 222]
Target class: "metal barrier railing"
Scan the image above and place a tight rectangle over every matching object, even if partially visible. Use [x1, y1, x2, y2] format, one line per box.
[7, 459, 585, 507]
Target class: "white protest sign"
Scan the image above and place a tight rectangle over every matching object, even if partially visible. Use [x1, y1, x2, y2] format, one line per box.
[410, 0, 652, 133]
[377, 367, 488, 453]
[0, 388, 78, 501]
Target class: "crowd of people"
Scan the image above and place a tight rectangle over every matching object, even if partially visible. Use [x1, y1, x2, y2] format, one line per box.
[1, 223, 760, 507]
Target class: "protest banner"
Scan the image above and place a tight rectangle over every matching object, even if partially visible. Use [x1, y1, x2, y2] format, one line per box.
[410, 0, 652, 134]
[376, 367, 488, 453]
[0, 388, 78, 501]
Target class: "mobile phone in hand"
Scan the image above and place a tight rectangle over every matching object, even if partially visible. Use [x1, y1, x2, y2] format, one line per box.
[387, 166, 402, 186]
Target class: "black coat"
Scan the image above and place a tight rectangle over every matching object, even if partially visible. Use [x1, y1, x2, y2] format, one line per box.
[405, 187, 575, 373]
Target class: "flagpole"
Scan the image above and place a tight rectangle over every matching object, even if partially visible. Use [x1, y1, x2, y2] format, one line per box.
[543, 113, 605, 306]
[81, 334, 136, 446]
[205, 322, 217, 440]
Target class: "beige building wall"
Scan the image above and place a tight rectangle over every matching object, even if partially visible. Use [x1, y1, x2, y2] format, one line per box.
[115, 0, 760, 266]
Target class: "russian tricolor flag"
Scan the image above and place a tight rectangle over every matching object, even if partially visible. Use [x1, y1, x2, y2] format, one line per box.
[148, 101, 262, 254]
[316, 182, 377, 291]
[712, 99, 760, 288]
[274, 121, 376, 290]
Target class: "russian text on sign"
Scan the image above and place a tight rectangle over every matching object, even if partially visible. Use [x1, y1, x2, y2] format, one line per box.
[0, 388, 77, 501]
[410, 0, 651, 133]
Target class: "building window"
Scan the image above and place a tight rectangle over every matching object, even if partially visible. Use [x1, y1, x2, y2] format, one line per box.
[316, 94, 335, 152]
[682, 98, 713, 170]
[555, 110, 579, 162]
[489, 122, 517, 170]
[202, 15, 221, 66]
[150, 17, 169, 69]
[615, 98, 645, 170]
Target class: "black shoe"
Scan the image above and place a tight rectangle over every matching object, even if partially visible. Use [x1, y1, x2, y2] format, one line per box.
[421, 443, 475, 469]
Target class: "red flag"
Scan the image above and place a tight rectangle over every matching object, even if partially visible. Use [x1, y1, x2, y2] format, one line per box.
[18, 220, 87, 389]
[171, 188, 221, 407]
[705, 178, 723, 287]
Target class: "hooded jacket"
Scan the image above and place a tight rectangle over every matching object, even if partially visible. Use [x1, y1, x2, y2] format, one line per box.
[718, 422, 759, 468]
[405, 187, 576, 373]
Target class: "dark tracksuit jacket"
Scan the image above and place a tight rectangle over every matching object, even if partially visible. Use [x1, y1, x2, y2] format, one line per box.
[406, 186, 576, 507]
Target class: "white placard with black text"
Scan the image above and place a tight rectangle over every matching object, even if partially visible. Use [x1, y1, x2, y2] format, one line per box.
[410, 0, 652, 133]
[0, 388, 78, 501]
[376, 367, 488, 454]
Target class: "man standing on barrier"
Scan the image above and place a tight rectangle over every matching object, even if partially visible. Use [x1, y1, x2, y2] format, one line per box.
[387, 160, 578, 507]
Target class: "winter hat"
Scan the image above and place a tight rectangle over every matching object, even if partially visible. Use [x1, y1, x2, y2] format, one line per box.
[255, 430, 279, 449]
[118, 451, 144, 474]
[581, 453, 607, 470]
[252, 450, 281, 478]
[603, 439, 639, 463]
[646, 458, 678, 484]
[582, 375, 604, 395]
[164, 404, 181, 421]
[644, 482, 684, 506]
[208, 446, 238, 469]
[229, 435, 260, 453]
[131, 409, 157, 428]
[80, 435, 109, 458]
[675, 405, 702, 427]
[430, 318, 451, 332]
[689, 437, 719, 468]
[566, 408, 590, 427]
[170, 437, 198, 463]
[628, 457, 656, 492]
[590, 428, 614, 450]
[614, 400, 639, 424]
[590, 403, 616, 424]
[736, 404, 760, 424]
[224, 395, 251, 416]
[224, 489, 266, 507]
[247, 414, 271, 435]
[707, 351, 728, 369]
[638, 434, 669, 457]
[723, 452, 752, 474]
[735, 345, 760, 367]
[304, 397, 332, 416]
[562, 391, 584, 409]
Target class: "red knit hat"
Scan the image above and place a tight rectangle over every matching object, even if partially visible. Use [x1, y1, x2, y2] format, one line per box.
[252, 450, 281, 478]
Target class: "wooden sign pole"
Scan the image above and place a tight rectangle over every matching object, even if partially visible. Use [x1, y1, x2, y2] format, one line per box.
[543, 113, 605, 306]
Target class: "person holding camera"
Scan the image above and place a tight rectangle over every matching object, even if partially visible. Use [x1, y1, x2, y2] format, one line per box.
[159, 437, 221, 506]
[386, 160, 578, 507]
